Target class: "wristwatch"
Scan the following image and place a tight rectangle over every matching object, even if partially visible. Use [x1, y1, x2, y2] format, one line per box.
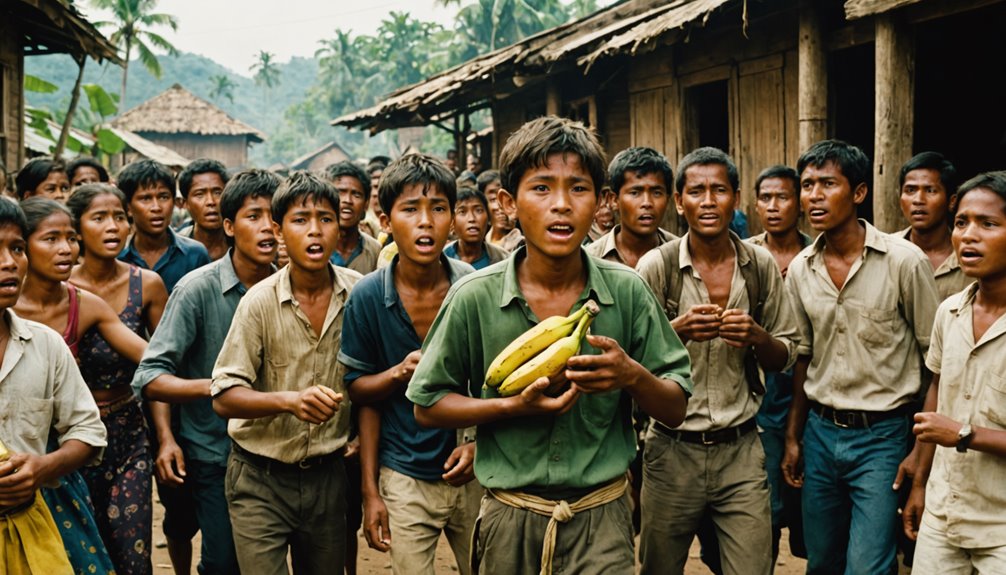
[956, 423, 974, 453]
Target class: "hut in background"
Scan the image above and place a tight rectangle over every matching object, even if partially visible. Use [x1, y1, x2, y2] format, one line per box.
[286, 140, 352, 172]
[113, 83, 265, 168]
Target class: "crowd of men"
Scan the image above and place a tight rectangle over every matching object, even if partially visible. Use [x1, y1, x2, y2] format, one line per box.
[0, 114, 1003, 575]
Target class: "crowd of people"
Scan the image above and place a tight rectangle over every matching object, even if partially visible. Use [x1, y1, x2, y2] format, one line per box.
[0, 114, 1003, 575]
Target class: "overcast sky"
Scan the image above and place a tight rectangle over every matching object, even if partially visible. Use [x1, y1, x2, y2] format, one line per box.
[84, 0, 457, 76]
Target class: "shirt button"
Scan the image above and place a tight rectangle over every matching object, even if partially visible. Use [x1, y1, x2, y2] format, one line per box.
[837, 348, 845, 356]
[965, 393, 972, 400]
[837, 325, 846, 333]
[837, 297, 844, 304]
[552, 455, 560, 462]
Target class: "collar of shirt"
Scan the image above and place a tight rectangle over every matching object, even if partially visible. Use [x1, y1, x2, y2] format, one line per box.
[383, 253, 472, 309]
[947, 282, 1006, 348]
[677, 231, 747, 278]
[593, 225, 674, 263]
[330, 236, 365, 267]
[805, 219, 889, 261]
[123, 227, 183, 267]
[0, 309, 32, 382]
[275, 263, 351, 339]
[219, 248, 258, 297]
[899, 226, 963, 277]
[498, 246, 614, 309]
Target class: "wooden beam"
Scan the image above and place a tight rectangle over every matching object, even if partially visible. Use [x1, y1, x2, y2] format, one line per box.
[545, 79, 560, 116]
[798, 0, 827, 153]
[873, 13, 914, 232]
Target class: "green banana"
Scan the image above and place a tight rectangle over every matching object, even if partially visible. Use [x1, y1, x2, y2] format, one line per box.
[497, 302, 599, 397]
[484, 300, 595, 388]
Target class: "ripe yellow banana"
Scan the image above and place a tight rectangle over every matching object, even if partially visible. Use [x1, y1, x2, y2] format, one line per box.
[484, 300, 595, 387]
[497, 302, 599, 397]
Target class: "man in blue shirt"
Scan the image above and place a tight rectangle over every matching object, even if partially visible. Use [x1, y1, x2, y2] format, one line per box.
[339, 154, 479, 575]
[132, 169, 280, 575]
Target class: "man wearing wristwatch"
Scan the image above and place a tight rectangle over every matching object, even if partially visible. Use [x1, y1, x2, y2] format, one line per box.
[901, 171, 1006, 574]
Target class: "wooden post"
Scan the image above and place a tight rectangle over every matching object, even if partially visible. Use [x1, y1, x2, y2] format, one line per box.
[873, 13, 914, 232]
[546, 79, 560, 117]
[798, 1, 827, 153]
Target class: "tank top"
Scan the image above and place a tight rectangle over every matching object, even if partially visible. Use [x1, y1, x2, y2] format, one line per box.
[78, 265, 145, 390]
[61, 283, 80, 359]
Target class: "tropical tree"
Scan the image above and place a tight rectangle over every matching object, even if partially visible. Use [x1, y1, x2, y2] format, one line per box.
[91, 0, 179, 107]
[208, 74, 237, 104]
[250, 50, 281, 107]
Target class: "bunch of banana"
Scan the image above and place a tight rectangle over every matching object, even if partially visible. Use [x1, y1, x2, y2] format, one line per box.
[484, 300, 600, 397]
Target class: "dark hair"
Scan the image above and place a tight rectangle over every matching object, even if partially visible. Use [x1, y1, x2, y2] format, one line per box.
[178, 158, 229, 199]
[476, 169, 501, 194]
[116, 159, 175, 203]
[221, 169, 282, 222]
[456, 187, 489, 211]
[271, 171, 340, 225]
[325, 161, 372, 202]
[378, 153, 458, 216]
[15, 157, 66, 200]
[65, 183, 126, 232]
[675, 147, 739, 193]
[66, 156, 109, 184]
[754, 165, 801, 199]
[456, 172, 477, 188]
[954, 171, 1006, 215]
[608, 147, 673, 196]
[21, 197, 73, 239]
[898, 151, 958, 196]
[797, 140, 871, 192]
[367, 156, 391, 176]
[498, 116, 607, 199]
[0, 197, 28, 237]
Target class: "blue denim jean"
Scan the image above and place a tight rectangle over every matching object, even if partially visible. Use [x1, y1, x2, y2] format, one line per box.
[802, 410, 911, 575]
[188, 458, 240, 575]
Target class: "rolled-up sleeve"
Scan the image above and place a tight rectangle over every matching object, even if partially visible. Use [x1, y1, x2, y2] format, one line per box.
[407, 287, 472, 408]
[132, 283, 200, 397]
[211, 295, 264, 396]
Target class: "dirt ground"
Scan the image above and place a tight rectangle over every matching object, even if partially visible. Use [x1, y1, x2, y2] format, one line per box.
[150, 484, 809, 574]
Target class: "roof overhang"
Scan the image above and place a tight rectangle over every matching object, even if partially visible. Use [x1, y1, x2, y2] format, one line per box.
[7, 0, 122, 65]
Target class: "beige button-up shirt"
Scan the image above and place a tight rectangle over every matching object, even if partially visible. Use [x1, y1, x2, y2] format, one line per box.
[786, 221, 939, 411]
[211, 264, 362, 463]
[638, 233, 800, 432]
[0, 310, 106, 457]
[897, 227, 972, 302]
[584, 225, 677, 266]
[924, 285, 1006, 547]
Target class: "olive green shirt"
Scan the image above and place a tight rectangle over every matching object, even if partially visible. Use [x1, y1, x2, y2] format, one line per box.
[584, 225, 677, 266]
[785, 221, 939, 411]
[898, 227, 970, 302]
[637, 233, 800, 432]
[924, 285, 1006, 547]
[406, 248, 693, 491]
[211, 264, 363, 463]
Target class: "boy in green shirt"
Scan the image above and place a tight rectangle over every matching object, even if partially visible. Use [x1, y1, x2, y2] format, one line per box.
[407, 116, 692, 574]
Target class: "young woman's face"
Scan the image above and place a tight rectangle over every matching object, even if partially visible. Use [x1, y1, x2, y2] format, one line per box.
[29, 171, 70, 203]
[28, 211, 79, 281]
[79, 193, 130, 260]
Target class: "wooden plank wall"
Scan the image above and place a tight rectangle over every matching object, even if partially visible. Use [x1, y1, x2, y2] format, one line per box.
[142, 133, 249, 168]
[0, 18, 24, 173]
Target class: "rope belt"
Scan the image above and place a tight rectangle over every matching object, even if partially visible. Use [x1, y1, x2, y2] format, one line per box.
[487, 476, 628, 575]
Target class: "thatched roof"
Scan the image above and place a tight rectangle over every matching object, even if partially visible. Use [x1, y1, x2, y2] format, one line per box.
[332, 0, 734, 135]
[7, 0, 122, 64]
[113, 84, 266, 142]
[106, 127, 191, 168]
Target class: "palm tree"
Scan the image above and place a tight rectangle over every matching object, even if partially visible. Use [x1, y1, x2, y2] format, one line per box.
[208, 75, 237, 104]
[250, 50, 281, 107]
[91, 0, 179, 108]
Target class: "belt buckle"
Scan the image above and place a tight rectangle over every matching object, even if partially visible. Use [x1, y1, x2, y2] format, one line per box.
[701, 432, 716, 446]
[298, 458, 313, 470]
[832, 411, 852, 429]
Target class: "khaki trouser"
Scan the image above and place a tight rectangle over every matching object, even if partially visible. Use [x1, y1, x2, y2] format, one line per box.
[639, 429, 772, 575]
[912, 514, 1006, 575]
[225, 449, 347, 575]
[474, 490, 635, 574]
[378, 466, 482, 575]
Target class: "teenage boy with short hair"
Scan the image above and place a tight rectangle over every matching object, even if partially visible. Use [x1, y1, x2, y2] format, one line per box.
[117, 158, 210, 574]
[445, 188, 508, 270]
[746, 164, 811, 564]
[781, 140, 939, 574]
[340, 154, 480, 574]
[326, 161, 382, 275]
[898, 152, 970, 301]
[407, 116, 692, 574]
[0, 198, 107, 573]
[132, 169, 281, 575]
[586, 146, 676, 268]
[178, 159, 230, 261]
[636, 148, 799, 575]
[212, 171, 362, 573]
[903, 171, 1006, 574]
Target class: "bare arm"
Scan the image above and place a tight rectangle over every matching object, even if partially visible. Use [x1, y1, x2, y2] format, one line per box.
[782, 355, 811, 488]
[359, 405, 390, 552]
[212, 385, 342, 424]
[143, 375, 212, 403]
[79, 290, 147, 364]
[347, 351, 421, 405]
[141, 270, 168, 332]
[0, 440, 96, 507]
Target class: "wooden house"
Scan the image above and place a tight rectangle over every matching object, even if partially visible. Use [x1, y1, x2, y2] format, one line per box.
[1, 0, 120, 172]
[334, 0, 1006, 235]
[112, 83, 265, 169]
[286, 140, 352, 172]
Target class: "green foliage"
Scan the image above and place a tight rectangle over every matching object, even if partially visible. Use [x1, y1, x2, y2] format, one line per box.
[24, 74, 58, 93]
[82, 84, 119, 117]
[208, 74, 236, 104]
[91, 0, 180, 102]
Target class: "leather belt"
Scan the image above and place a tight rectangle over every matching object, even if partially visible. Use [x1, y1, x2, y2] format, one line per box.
[232, 442, 344, 472]
[654, 418, 758, 446]
[0, 492, 36, 517]
[810, 401, 915, 429]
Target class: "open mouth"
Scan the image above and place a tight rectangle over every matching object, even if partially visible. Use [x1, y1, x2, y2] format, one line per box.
[305, 244, 325, 258]
[638, 215, 655, 225]
[0, 277, 19, 293]
[697, 213, 720, 224]
[415, 236, 436, 251]
[959, 247, 982, 263]
[103, 238, 122, 249]
[257, 238, 277, 252]
[547, 223, 574, 238]
[808, 209, 827, 218]
[149, 217, 166, 227]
